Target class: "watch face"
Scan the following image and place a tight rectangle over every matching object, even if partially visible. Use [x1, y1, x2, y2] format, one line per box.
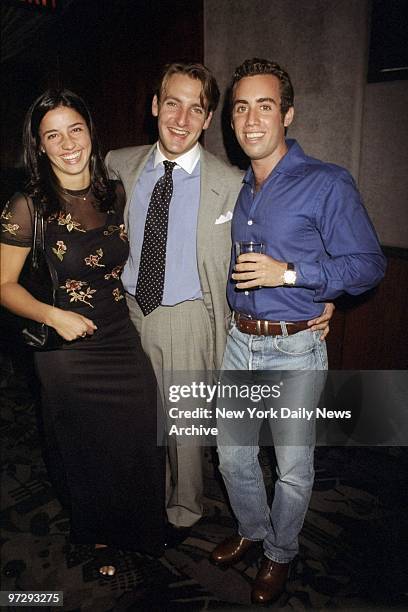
[284, 270, 297, 285]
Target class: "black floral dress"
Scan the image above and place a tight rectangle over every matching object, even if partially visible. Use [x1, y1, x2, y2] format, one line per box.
[0, 186, 165, 554]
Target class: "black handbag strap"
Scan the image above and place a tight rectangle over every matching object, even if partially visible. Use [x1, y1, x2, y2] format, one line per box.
[31, 200, 43, 269]
[25, 195, 59, 289]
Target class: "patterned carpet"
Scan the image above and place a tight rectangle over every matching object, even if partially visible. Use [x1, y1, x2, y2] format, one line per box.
[1, 350, 407, 611]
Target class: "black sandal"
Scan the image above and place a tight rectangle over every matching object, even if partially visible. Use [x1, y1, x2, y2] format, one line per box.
[93, 546, 118, 578]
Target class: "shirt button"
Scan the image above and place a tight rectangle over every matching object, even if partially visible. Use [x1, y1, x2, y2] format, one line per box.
[248, 220, 253, 226]
[245, 291, 249, 296]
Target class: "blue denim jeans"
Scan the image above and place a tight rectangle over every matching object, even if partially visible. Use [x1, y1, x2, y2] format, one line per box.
[217, 323, 328, 563]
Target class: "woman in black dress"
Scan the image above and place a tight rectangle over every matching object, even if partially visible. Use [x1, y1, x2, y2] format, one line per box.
[0, 90, 165, 575]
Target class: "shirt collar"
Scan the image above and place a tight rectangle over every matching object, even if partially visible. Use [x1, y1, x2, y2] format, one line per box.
[154, 142, 200, 174]
[243, 139, 308, 186]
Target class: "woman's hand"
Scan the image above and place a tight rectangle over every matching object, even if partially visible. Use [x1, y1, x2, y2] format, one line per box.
[46, 307, 97, 341]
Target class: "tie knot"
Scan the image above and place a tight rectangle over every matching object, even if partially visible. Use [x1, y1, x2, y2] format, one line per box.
[163, 160, 176, 175]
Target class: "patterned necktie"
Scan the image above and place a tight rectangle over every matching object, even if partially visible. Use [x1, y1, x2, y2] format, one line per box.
[135, 160, 176, 315]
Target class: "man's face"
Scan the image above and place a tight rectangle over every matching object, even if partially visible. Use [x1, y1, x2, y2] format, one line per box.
[231, 74, 293, 165]
[152, 73, 213, 160]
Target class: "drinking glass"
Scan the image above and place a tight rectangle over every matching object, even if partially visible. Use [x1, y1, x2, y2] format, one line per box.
[234, 241, 265, 290]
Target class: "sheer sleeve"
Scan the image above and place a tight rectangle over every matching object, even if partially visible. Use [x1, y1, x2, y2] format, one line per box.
[0, 193, 34, 247]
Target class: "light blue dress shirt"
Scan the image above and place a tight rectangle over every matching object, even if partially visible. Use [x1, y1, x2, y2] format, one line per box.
[122, 143, 202, 304]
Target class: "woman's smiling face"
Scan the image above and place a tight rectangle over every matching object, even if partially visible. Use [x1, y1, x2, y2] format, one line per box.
[39, 105, 92, 188]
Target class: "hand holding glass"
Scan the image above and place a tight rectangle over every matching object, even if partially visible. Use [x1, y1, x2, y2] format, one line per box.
[234, 241, 265, 289]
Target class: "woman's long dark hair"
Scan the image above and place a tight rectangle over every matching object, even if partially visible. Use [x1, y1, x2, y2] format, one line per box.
[23, 89, 115, 215]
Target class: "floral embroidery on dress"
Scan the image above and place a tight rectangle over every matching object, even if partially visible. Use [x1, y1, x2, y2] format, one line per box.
[104, 264, 123, 280]
[112, 288, 124, 302]
[84, 248, 105, 268]
[60, 279, 96, 307]
[119, 224, 127, 241]
[52, 240, 67, 261]
[2, 223, 20, 236]
[103, 224, 127, 242]
[0, 206, 12, 221]
[57, 212, 86, 233]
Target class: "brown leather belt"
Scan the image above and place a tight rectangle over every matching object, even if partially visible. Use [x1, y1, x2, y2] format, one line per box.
[234, 312, 310, 337]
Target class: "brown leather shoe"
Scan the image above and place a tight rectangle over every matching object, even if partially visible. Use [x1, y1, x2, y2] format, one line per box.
[251, 555, 290, 604]
[210, 535, 256, 567]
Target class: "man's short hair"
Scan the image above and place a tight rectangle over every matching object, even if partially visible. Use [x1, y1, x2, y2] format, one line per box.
[156, 62, 220, 115]
[231, 58, 294, 117]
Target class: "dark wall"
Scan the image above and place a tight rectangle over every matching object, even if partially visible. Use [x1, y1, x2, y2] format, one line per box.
[340, 249, 408, 369]
[1, 0, 204, 173]
[53, 0, 204, 153]
[326, 250, 408, 370]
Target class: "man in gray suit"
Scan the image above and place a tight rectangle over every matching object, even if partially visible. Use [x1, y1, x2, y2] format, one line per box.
[105, 62, 332, 544]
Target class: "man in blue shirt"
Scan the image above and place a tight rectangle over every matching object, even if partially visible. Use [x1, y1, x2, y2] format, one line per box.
[210, 59, 386, 604]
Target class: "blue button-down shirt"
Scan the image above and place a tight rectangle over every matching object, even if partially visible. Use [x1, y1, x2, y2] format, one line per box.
[122, 144, 202, 304]
[227, 140, 386, 321]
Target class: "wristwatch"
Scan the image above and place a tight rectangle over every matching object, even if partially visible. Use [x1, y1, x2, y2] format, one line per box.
[283, 262, 297, 286]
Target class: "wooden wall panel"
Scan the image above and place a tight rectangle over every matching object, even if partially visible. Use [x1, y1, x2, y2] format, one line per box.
[326, 249, 408, 370]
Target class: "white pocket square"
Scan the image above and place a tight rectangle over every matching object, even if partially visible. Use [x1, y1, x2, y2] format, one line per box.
[215, 211, 233, 225]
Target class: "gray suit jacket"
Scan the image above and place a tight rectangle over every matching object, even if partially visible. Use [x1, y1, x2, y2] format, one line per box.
[105, 144, 243, 370]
